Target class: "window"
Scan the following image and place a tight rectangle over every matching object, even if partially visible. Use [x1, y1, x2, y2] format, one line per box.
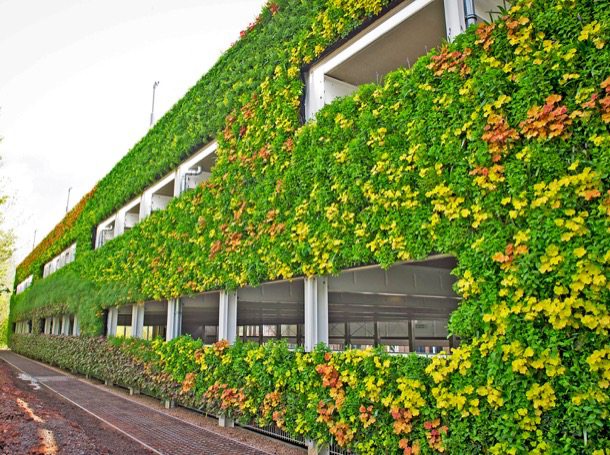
[181, 292, 220, 344]
[237, 279, 305, 348]
[328, 256, 460, 354]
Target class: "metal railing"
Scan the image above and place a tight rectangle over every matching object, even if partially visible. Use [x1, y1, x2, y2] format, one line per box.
[240, 420, 307, 447]
[329, 440, 354, 455]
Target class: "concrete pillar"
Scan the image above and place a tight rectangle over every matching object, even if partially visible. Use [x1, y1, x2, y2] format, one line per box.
[65, 315, 71, 335]
[174, 168, 184, 197]
[52, 316, 61, 335]
[44, 318, 50, 334]
[444, 0, 465, 42]
[114, 209, 126, 236]
[218, 290, 237, 428]
[131, 303, 145, 339]
[304, 276, 329, 352]
[139, 193, 152, 221]
[166, 298, 182, 341]
[218, 416, 234, 428]
[73, 315, 80, 336]
[164, 399, 175, 409]
[106, 307, 118, 337]
[306, 439, 329, 455]
[218, 291, 237, 344]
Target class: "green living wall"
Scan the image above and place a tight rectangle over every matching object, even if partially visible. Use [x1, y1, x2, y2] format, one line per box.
[10, 0, 610, 452]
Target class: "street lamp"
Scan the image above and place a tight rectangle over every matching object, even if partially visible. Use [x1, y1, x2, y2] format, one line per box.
[150, 81, 160, 127]
[65, 187, 72, 213]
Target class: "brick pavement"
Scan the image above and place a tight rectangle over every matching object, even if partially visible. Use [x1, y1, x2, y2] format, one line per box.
[0, 351, 269, 455]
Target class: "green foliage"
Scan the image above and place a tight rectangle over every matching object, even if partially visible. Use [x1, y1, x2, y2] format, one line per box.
[0, 317, 7, 348]
[9, 0, 610, 453]
[11, 334, 437, 454]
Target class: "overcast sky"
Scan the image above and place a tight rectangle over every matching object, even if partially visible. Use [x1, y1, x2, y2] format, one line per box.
[0, 0, 267, 265]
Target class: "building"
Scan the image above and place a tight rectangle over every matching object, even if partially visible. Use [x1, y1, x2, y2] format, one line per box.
[11, 0, 610, 452]
[14, 0, 503, 350]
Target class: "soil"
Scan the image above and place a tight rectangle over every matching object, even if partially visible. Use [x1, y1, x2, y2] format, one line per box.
[0, 358, 153, 455]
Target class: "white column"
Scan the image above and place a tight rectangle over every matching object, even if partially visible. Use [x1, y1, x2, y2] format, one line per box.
[61, 315, 71, 335]
[305, 68, 326, 121]
[131, 303, 145, 338]
[52, 316, 61, 335]
[444, 0, 465, 42]
[174, 168, 185, 197]
[304, 276, 329, 352]
[218, 290, 237, 429]
[114, 209, 126, 236]
[106, 307, 118, 337]
[73, 315, 80, 336]
[43, 318, 50, 334]
[218, 291, 237, 344]
[166, 298, 182, 341]
[139, 193, 152, 221]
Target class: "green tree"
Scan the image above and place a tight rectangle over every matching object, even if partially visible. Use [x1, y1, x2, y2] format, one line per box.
[0, 136, 15, 347]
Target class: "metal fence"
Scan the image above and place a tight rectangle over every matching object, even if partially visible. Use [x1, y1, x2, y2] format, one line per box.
[240, 420, 307, 447]
[329, 440, 354, 455]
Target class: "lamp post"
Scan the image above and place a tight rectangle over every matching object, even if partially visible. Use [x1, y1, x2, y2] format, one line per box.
[65, 187, 72, 213]
[150, 81, 160, 127]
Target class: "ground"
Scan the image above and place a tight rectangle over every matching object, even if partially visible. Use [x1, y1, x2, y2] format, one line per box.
[0, 351, 306, 455]
[0, 357, 152, 455]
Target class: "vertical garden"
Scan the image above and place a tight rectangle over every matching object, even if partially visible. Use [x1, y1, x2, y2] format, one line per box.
[9, 0, 610, 452]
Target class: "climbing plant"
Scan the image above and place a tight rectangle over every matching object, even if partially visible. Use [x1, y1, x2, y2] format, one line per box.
[10, 0, 610, 452]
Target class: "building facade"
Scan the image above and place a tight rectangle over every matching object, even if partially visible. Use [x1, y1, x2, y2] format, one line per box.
[10, 0, 610, 453]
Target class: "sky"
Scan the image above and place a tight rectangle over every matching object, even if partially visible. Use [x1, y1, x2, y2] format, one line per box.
[0, 0, 267, 265]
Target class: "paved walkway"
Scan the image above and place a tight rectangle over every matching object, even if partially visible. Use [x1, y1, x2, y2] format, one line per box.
[0, 351, 269, 455]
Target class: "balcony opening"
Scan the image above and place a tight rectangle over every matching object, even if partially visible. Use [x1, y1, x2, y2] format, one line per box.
[16, 275, 33, 294]
[116, 305, 133, 337]
[306, 0, 448, 120]
[181, 292, 220, 344]
[177, 141, 217, 196]
[180, 155, 214, 194]
[327, 256, 460, 354]
[474, 0, 504, 22]
[237, 279, 305, 347]
[151, 180, 175, 212]
[42, 243, 76, 278]
[142, 301, 167, 340]
[96, 218, 116, 249]
[123, 200, 141, 232]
